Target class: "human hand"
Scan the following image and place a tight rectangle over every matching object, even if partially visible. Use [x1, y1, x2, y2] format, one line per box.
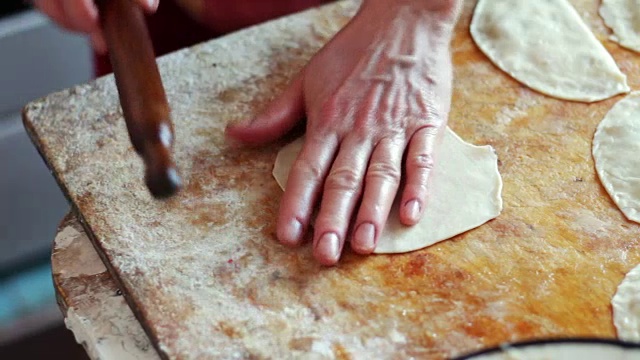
[227, 0, 462, 265]
[34, 0, 159, 53]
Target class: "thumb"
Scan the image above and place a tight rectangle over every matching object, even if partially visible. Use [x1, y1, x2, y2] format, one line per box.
[226, 73, 305, 145]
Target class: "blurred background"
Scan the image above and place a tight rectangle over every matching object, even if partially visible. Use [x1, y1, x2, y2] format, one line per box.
[0, 1, 91, 358]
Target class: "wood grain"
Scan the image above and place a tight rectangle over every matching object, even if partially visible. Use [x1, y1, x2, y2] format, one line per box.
[24, 1, 640, 358]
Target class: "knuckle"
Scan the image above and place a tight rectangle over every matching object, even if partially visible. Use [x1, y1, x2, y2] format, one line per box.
[426, 104, 444, 126]
[318, 96, 342, 118]
[407, 182, 429, 195]
[367, 161, 401, 184]
[408, 152, 435, 171]
[417, 123, 440, 136]
[292, 160, 324, 181]
[325, 167, 361, 193]
[345, 130, 370, 146]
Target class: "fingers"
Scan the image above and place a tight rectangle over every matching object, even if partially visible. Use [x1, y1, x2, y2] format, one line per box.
[276, 134, 338, 246]
[35, 0, 105, 52]
[312, 138, 373, 265]
[34, 0, 158, 54]
[89, 31, 108, 55]
[34, 0, 99, 33]
[226, 75, 305, 145]
[399, 124, 441, 225]
[62, 0, 104, 55]
[34, 0, 72, 29]
[137, 0, 160, 13]
[61, 0, 99, 33]
[351, 137, 404, 254]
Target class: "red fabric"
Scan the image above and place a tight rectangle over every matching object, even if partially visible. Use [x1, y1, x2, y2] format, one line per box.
[200, 0, 329, 34]
[94, 0, 217, 76]
[94, 0, 331, 77]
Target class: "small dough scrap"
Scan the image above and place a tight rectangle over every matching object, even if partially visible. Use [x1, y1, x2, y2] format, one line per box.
[273, 128, 503, 254]
[470, 0, 629, 102]
[593, 92, 640, 223]
[600, 0, 640, 53]
[612, 263, 640, 341]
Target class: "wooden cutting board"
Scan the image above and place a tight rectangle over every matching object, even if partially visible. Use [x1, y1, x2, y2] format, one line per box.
[23, 0, 640, 358]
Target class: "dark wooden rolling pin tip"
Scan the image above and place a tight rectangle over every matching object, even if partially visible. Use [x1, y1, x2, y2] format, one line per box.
[144, 141, 182, 199]
[97, 0, 181, 199]
[145, 165, 181, 199]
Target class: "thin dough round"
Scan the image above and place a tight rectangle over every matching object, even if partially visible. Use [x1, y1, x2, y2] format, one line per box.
[593, 92, 640, 224]
[468, 341, 640, 360]
[600, 0, 640, 53]
[470, 0, 629, 103]
[273, 128, 503, 254]
[612, 263, 640, 342]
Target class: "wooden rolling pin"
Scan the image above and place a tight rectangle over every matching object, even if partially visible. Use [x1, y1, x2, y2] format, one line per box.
[96, 0, 181, 199]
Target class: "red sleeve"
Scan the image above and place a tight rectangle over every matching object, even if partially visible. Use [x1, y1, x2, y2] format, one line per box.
[95, 0, 217, 77]
[95, 0, 333, 77]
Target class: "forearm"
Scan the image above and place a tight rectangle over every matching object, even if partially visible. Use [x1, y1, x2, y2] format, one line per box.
[351, 0, 461, 78]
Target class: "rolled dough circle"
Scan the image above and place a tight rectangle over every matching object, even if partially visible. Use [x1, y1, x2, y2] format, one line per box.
[272, 127, 503, 254]
[470, 0, 629, 102]
[593, 92, 640, 224]
[600, 0, 640, 54]
[612, 263, 640, 342]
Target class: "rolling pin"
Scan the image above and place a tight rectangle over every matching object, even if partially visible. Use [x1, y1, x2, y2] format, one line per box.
[96, 0, 181, 199]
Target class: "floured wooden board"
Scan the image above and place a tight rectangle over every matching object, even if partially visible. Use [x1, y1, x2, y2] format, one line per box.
[24, 0, 640, 358]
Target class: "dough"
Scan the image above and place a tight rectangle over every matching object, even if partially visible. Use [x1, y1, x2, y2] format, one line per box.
[468, 341, 640, 359]
[272, 128, 503, 254]
[470, 0, 629, 103]
[600, 0, 640, 53]
[612, 263, 640, 342]
[593, 92, 640, 224]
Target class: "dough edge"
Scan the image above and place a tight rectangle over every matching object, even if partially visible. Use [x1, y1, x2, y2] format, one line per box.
[599, 0, 640, 53]
[470, 0, 630, 103]
[272, 127, 503, 254]
[593, 91, 640, 224]
[612, 263, 640, 342]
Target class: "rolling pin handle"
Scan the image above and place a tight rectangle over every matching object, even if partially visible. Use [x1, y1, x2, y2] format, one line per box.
[97, 0, 182, 199]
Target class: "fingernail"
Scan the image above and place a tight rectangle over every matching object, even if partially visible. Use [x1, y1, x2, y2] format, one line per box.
[280, 219, 302, 245]
[405, 200, 421, 222]
[354, 223, 375, 252]
[316, 232, 340, 261]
